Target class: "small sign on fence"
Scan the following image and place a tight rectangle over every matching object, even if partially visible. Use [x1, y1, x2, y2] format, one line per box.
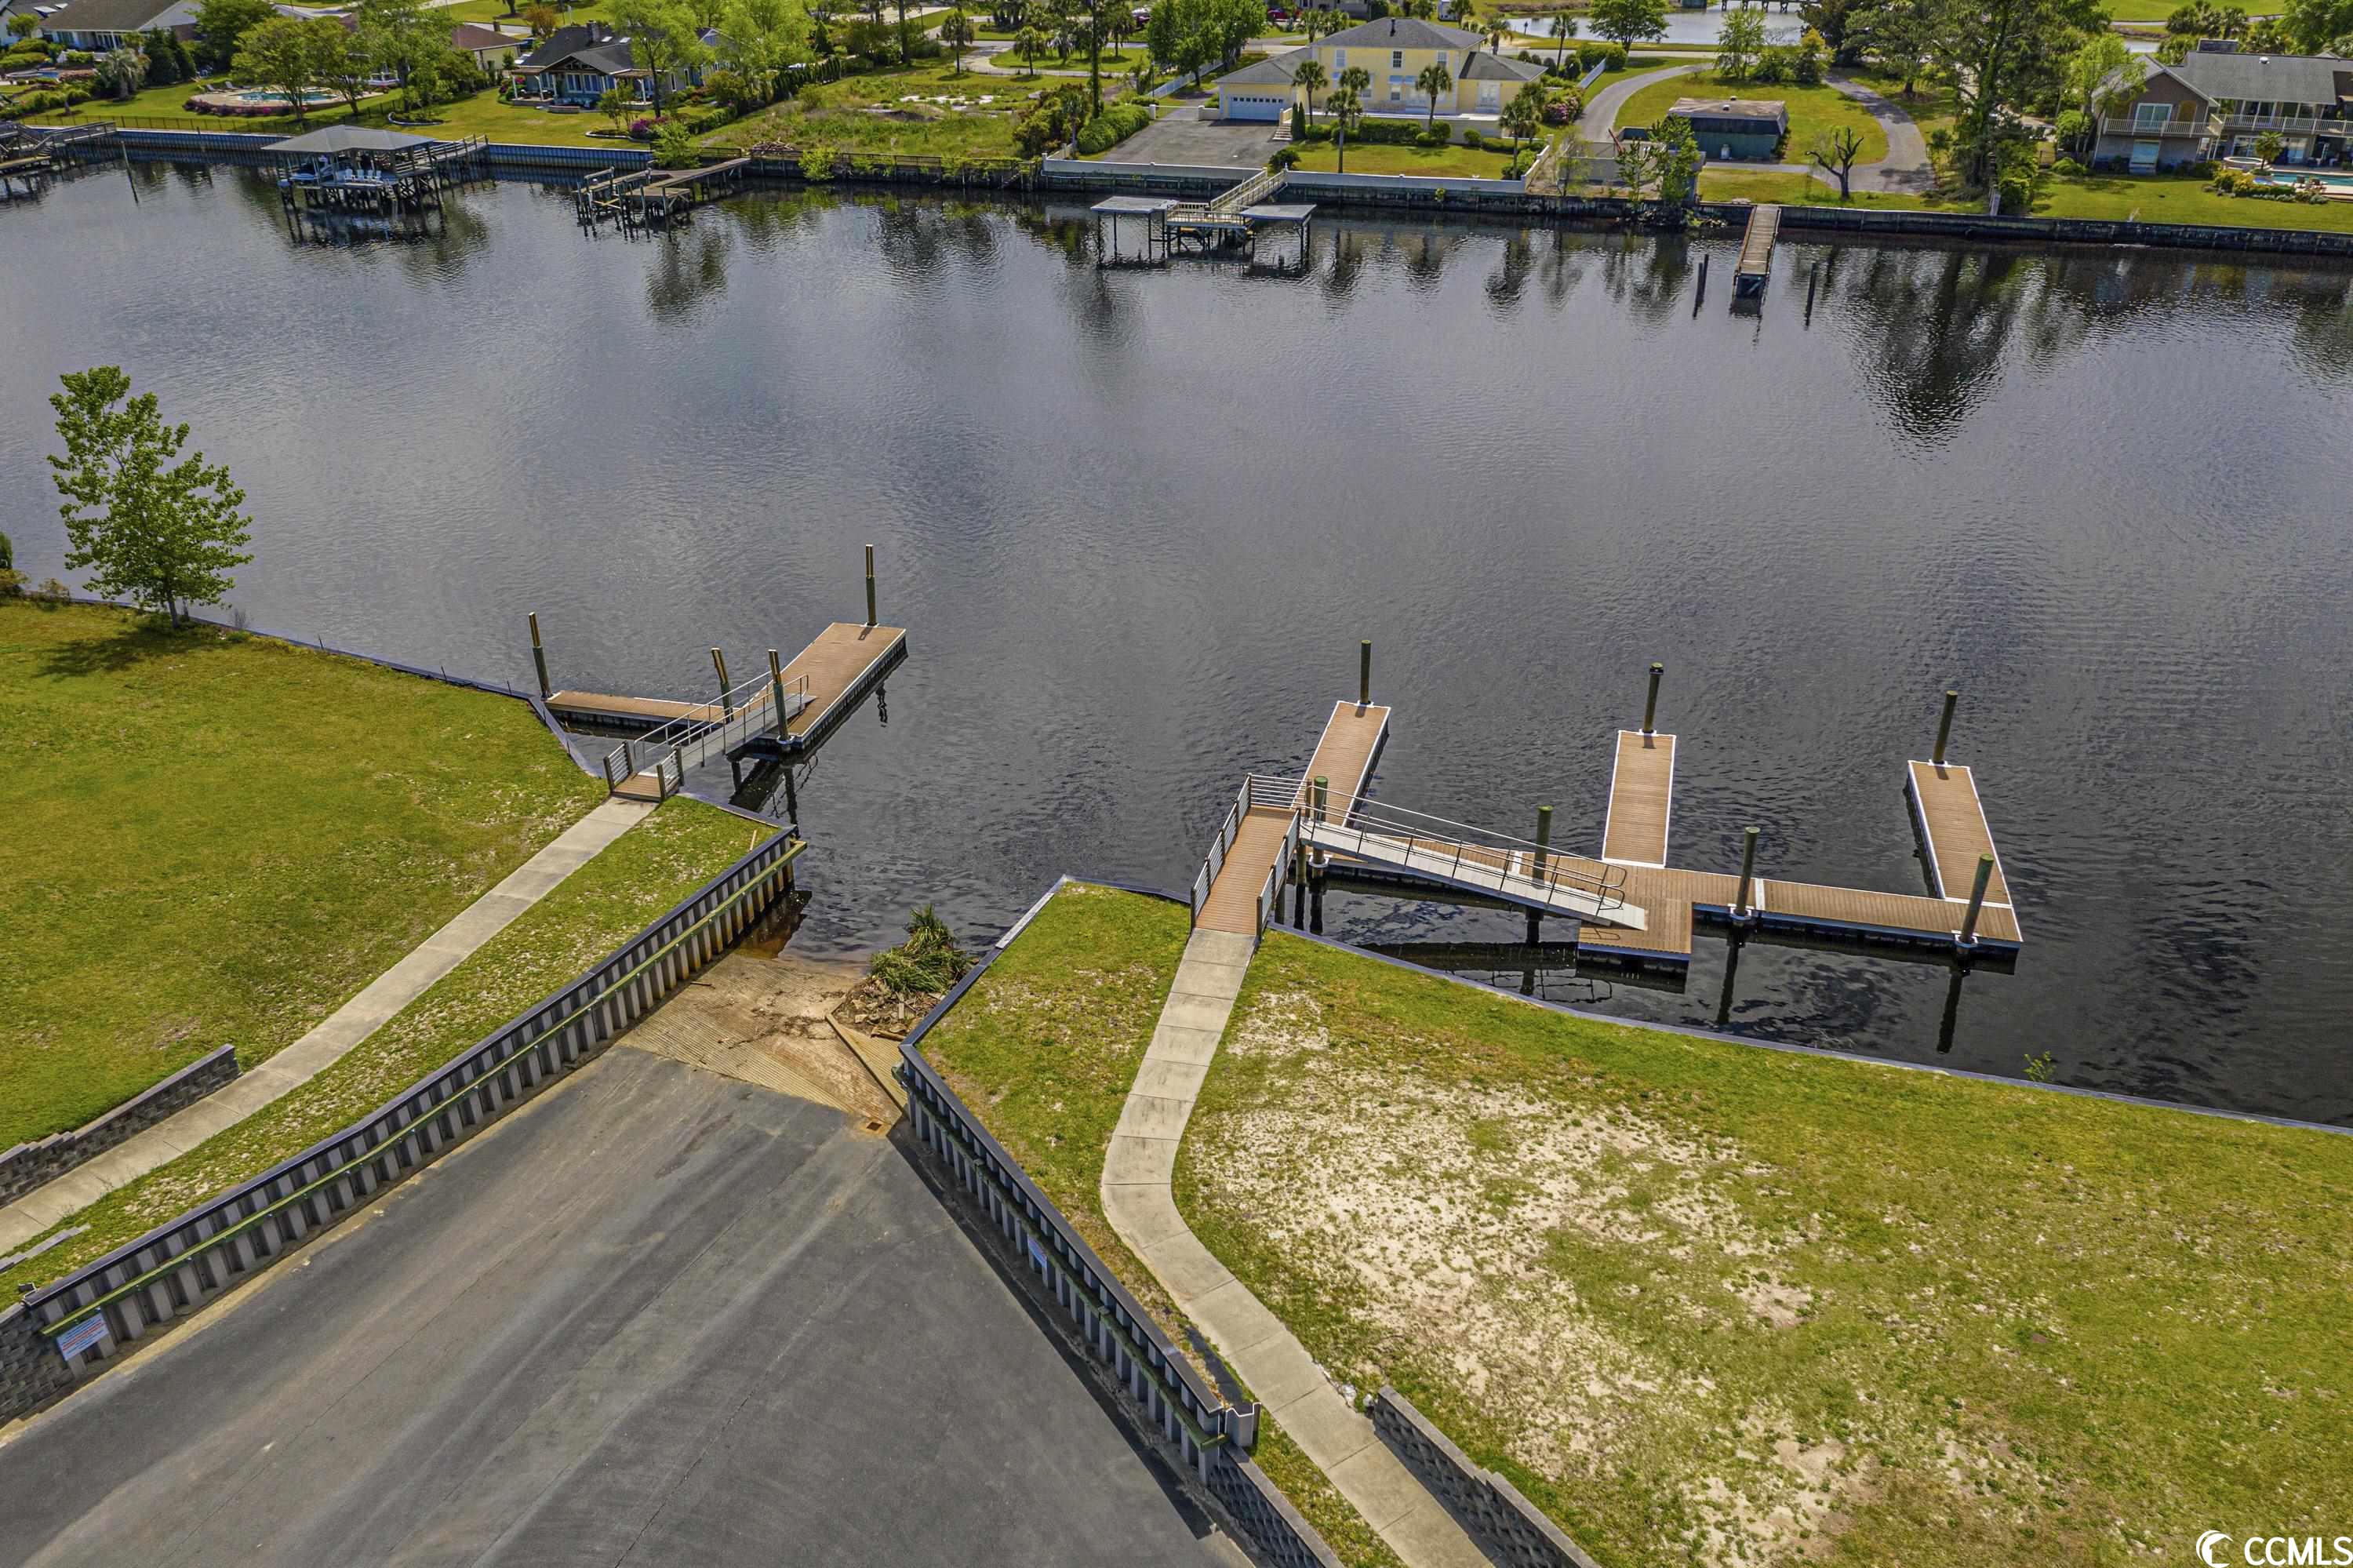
[53, 1315, 107, 1362]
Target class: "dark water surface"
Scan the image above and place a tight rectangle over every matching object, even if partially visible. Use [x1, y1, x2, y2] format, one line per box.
[6, 166, 2351, 1124]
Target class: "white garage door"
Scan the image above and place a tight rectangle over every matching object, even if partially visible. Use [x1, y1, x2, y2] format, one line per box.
[1224, 93, 1286, 122]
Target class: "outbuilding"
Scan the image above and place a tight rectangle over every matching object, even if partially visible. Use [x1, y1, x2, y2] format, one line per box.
[1666, 96, 1788, 160]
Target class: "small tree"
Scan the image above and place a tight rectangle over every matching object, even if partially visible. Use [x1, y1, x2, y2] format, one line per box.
[98, 42, 149, 100]
[1619, 112, 1698, 206]
[1715, 4, 1764, 79]
[2254, 128, 2286, 165]
[1328, 82, 1360, 168]
[234, 15, 341, 124]
[1500, 78, 1547, 152]
[7, 12, 38, 39]
[520, 1, 560, 32]
[1414, 58, 1450, 129]
[1809, 122, 1864, 197]
[598, 82, 633, 128]
[1016, 21, 1047, 72]
[1337, 61, 1368, 101]
[1291, 55, 1325, 125]
[1551, 9, 1575, 67]
[48, 367, 253, 629]
[1587, 0, 1665, 49]
[609, 0, 707, 116]
[929, 5, 968, 69]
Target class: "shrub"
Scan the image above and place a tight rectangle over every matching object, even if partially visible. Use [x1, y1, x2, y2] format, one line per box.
[1297, 121, 1332, 141]
[1415, 125, 1449, 147]
[628, 116, 652, 138]
[867, 906, 973, 996]
[1074, 98, 1150, 154]
[1267, 144, 1299, 169]
[2051, 156, 2084, 176]
[1544, 93, 1577, 124]
[1461, 127, 1483, 149]
[1603, 42, 1624, 67]
[1754, 45, 1791, 84]
[1289, 102, 1305, 136]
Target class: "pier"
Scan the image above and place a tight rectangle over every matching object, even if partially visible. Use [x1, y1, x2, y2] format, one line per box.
[1188, 649, 2024, 973]
[1093, 166, 1314, 271]
[577, 158, 751, 231]
[532, 550, 907, 804]
[1734, 202, 1780, 299]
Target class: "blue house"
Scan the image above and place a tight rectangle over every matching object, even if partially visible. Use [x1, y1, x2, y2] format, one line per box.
[510, 21, 707, 107]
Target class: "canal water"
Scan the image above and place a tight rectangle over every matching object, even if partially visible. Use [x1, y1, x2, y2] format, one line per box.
[5, 165, 2350, 1125]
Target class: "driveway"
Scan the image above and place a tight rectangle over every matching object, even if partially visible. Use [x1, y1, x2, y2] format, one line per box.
[1584, 60, 1704, 136]
[1111, 107, 1286, 168]
[0, 1047, 1230, 1568]
[1825, 73, 1933, 191]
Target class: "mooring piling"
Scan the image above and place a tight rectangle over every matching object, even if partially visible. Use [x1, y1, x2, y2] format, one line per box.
[1358, 640, 1372, 710]
[1695, 253, 1708, 313]
[864, 544, 878, 628]
[768, 649, 789, 738]
[783, 763, 800, 825]
[1642, 660, 1664, 735]
[1734, 825, 1760, 920]
[712, 648, 733, 717]
[1806, 260, 1819, 323]
[1933, 688, 1959, 766]
[529, 612, 551, 698]
[1958, 853, 1995, 946]
[1527, 803, 1555, 944]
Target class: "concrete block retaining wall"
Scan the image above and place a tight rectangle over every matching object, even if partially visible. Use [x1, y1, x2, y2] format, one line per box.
[0, 1046, 240, 1206]
[1369, 1387, 1603, 1568]
[897, 981, 1340, 1568]
[0, 832, 802, 1427]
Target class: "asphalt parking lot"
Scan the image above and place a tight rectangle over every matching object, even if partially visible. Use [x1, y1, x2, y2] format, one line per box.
[0, 1046, 1230, 1568]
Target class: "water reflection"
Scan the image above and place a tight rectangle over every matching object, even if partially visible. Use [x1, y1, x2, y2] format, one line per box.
[9, 175, 2353, 1122]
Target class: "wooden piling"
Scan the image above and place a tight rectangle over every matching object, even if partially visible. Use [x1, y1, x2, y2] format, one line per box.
[1934, 689, 1958, 766]
[768, 649, 789, 738]
[1734, 825, 1759, 918]
[1642, 661, 1663, 735]
[712, 647, 733, 717]
[1533, 804, 1553, 881]
[1358, 640, 1372, 709]
[783, 763, 800, 824]
[1313, 774, 1329, 822]
[529, 612, 550, 698]
[865, 544, 877, 628]
[1958, 853, 1994, 946]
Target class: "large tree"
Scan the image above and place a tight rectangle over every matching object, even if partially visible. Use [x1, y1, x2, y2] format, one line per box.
[193, 0, 276, 71]
[356, 0, 443, 111]
[722, 0, 810, 99]
[1715, 4, 1765, 78]
[232, 15, 343, 122]
[48, 367, 253, 628]
[1587, 0, 1667, 49]
[1929, 0, 2102, 187]
[610, 0, 710, 114]
[2282, 0, 2353, 49]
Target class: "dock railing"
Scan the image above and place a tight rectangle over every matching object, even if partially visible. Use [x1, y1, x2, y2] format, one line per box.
[597, 671, 808, 795]
[1189, 776, 1255, 926]
[1297, 791, 1631, 916]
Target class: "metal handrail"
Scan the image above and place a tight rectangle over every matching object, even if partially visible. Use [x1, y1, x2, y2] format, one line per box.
[1259, 777, 1627, 910]
[600, 671, 808, 791]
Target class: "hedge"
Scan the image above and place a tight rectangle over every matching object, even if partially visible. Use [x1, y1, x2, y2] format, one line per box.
[1075, 99, 1151, 155]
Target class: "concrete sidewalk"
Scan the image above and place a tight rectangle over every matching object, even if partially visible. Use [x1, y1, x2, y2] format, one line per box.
[1102, 930, 1489, 1568]
[0, 795, 654, 1252]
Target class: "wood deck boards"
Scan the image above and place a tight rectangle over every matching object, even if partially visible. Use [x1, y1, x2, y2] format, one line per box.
[548, 690, 730, 726]
[779, 622, 907, 739]
[1300, 700, 1390, 820]
[1908, 761, 2012, 904]
[1737, 204, 1780, 275]
[1601, 730, 1675, 867]
[1198, 808, 1295, 935]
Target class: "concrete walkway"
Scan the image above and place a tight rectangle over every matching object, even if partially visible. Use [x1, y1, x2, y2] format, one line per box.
[1584, 60, 1703, 137]
[1102, 930, 1488, 1568]
[0, 796, 656, 1253]
[1826, 73, 1933, 191]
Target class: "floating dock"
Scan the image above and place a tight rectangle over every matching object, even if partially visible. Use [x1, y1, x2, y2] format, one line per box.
[1190, 650, 2024, 971]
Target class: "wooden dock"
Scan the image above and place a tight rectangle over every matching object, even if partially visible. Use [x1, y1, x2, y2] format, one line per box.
[745, 620, 908, 757]
[1734, 203, 1779, 298]
[1194, 700, 1389, 936]
[1600, 729, 1675, 867]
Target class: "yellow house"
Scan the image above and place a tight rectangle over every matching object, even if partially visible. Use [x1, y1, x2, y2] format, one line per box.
[1215, 16, 1546, 136]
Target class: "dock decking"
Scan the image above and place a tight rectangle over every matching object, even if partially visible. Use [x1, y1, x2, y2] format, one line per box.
[1193, 700, 1390, 936]
[1601, 729, 1676, 867]
[1734, 204, 1780, 297]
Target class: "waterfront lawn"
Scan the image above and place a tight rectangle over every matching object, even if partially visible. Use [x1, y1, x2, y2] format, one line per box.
[0, 797, 762, 1297]
[2033, 169, 2353, 231]
[1289, 138, 1526, 177]
[709, 60, 1039, 158]
[915, 882, 1403, 1568]
[1696, 166, 1969, 209]
[1170, 919, 2353, 1568]
[0, 601, 602, 1155]
[1615, 72, 1889, 162]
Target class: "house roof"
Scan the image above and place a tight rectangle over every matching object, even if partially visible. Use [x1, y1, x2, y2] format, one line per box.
[1320, 15, 1479, 50]
[1667, 95, 1790, 126]
[36, 0, 179, 35]
[1219, 45, 1309, 86]
[516, 22, 622, 70]
[1458, 49, 1543, 81]
[266, 124, 438, 154]
[2134, 50, 2353, 107]
[448, 22, 515, 53]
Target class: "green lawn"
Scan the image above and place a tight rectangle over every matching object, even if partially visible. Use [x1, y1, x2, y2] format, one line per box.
[0, 601, 602, 1154]
[1697, 166, 1972, 208]
[2035, 169, 2353, 231]
[1289, 138, 1528, 178]
[916, 882, 1402, 1568]
[966, 44, 1152, 75]
[2100, 0, 2275, 17]
[1164, 916, 2353, 1568]
[0, 794, 762, 1296]
[1615, 71, 1889, 162]
[710, 59, 1042, 157]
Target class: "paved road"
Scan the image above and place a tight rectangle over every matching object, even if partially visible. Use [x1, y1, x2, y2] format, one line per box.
[1582, 60, 1703, 139]
[0, 1048, 1227, 1568]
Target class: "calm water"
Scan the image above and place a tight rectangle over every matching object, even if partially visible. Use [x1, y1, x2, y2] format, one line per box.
[6, 164, 2351, 1124]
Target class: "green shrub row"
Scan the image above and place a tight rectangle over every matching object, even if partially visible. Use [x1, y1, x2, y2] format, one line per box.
[1075, 99, 1151, 155]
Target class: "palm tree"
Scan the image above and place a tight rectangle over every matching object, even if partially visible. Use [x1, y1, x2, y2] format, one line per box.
[1500, 78, 1548, 155]
[1291, 56, 1326, 126]
[1016, 21, 1047, 72]
[940, 5, 974, 71]
[1414, 59, 1450, 128]
[1484, 14, 1510, 51]
[1337, 62, 1369, 98]
[1328, 83, 1360, 169]
[1551, 9, 1574, 67]
[1301, 5, 1332, 45]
